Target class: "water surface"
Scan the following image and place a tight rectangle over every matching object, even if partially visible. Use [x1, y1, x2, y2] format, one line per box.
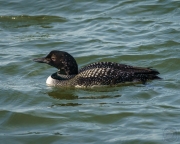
[0, 0, 180, 143]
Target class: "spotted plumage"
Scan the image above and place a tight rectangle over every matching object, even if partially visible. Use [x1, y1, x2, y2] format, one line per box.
[34, 50, 161, 87]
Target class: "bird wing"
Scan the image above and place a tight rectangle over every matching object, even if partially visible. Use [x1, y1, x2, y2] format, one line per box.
[79, 62, 159, 75]
[75, 66, 160, 87]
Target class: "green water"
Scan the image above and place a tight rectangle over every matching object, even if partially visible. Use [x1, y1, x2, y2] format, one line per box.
[0, 0, 180, 143]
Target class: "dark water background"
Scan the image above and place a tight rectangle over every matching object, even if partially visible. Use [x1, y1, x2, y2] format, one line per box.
[0, 0, 180, 143]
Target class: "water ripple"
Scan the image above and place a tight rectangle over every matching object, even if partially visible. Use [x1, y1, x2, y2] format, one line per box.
[0, 0, 180, 143]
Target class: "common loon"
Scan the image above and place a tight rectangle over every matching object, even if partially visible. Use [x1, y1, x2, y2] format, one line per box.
[33, 50, 161, 87]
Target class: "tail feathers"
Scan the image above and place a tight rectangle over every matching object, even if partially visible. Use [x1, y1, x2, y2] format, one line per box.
[134, 68, 160, 75]
[146, 74, 162, 80]
[148, 68, 160, 75]
[134, 73, 161, 84]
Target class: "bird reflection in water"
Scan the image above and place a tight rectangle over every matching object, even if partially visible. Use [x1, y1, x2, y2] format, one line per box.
[47, 87, 122, 107]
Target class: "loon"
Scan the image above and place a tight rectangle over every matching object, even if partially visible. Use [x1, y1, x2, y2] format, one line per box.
[33, 50, 161, 87]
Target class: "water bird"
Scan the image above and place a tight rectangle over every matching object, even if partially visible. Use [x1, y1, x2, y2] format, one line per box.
[33, 50, 161, 87]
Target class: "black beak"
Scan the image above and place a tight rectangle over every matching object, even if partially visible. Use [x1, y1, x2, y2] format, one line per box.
[33, 57, 48, 63]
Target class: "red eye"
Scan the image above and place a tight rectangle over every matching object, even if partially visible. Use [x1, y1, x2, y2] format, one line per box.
[51, 57, 56, 61]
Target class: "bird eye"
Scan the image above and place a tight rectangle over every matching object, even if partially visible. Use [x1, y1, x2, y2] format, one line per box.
[51, 57, 56, 61]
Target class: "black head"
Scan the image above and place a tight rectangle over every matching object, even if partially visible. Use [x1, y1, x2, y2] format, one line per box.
[33, 50, 78, 75]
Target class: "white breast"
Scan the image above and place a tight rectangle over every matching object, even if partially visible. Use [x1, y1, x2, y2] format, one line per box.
[46, 75, 59, 86]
